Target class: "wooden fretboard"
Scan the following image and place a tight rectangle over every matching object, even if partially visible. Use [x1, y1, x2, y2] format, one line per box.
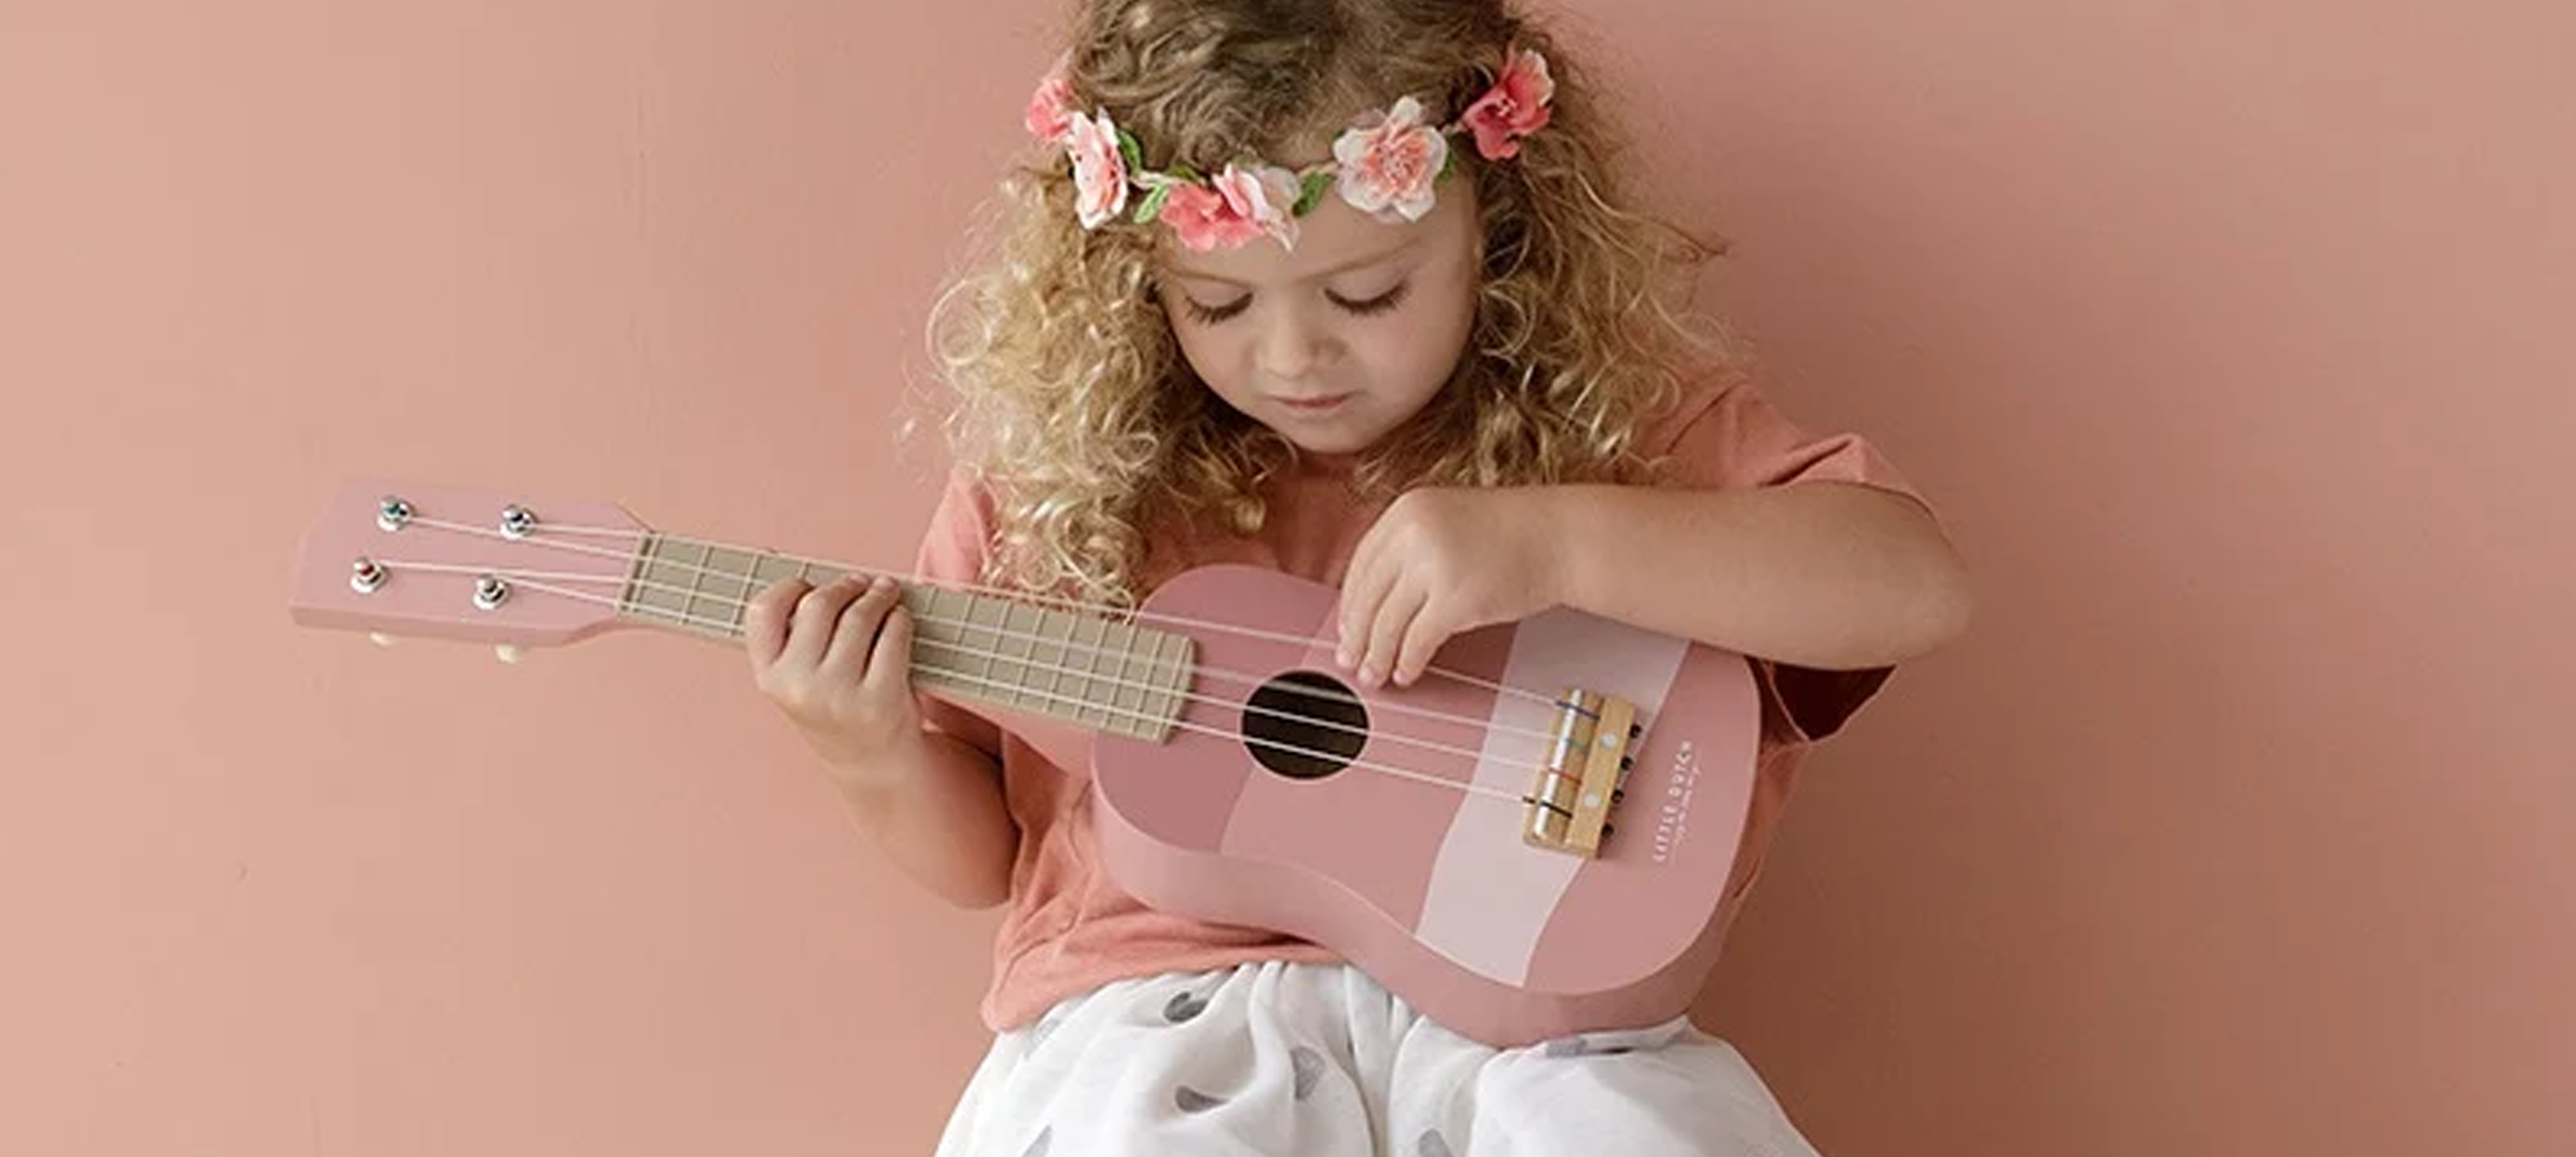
[614, 533, 1193, 743]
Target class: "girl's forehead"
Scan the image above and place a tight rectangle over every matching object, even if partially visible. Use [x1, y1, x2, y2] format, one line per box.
[1158, 183, 1475, 288]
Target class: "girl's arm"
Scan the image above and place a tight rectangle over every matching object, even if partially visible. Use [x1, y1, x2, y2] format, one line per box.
[744, 572, 1019, 911]
[1336, 481, 1971, 689]
[827, 729, 1017, 910]
[1541, 481, 1970, 672]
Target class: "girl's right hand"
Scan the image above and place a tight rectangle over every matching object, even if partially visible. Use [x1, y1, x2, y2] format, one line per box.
[744, 575, 925, 776]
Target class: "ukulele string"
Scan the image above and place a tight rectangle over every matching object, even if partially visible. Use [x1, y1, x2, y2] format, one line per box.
[420, 514, 1559, 710]
[376, 554, 1547, 780]
[382, 560, 1527, 803]
[396, 514, 1574, 747]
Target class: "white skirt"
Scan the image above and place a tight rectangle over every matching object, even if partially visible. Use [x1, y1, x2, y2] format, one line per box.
[932, 960, 1826, 1157]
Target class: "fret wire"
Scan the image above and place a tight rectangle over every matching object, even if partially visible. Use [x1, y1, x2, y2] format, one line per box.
[617, 532, 653, 620]
[957, 589, 987, 708]
[683, 540, 712, 638]
[1113, 620, 1142, 733]
[1135, 622, 1157, 732]
[974, 593, 1001, 696]
[1043, 606, 1072, 712]
[728, 548, 768, 636]
[1017, 602, 1045, 715]
[1154, 627, 1183, 730]
[647, 535, 678, 628]
[990, 599, 1017, 712]
[931, 586, 968, 700]
[1071, 612, 1101, 731]
[1006, 600, 1039, 715]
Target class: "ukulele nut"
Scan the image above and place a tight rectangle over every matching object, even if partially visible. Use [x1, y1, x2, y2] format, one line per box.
[473, 574, 511, 610]
[350, 557, 387, 593]
[498, 505, 537, 539]
[377, 496, 413, 532]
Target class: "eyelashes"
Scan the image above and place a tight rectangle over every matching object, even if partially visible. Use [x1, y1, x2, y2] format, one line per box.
[1178, 282, 1411, 326]
[1182, 295, 1251, 325]
[1332, 282, 1410, 317]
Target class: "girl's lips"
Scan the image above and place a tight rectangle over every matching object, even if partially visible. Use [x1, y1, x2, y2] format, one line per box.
[1276, 393, 1351, 412]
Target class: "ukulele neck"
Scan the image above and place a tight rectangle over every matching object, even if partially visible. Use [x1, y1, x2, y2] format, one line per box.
[620, 533, 1195, 744]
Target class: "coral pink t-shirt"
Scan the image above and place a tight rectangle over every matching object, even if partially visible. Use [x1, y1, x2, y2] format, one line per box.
[910, 369, 1929, 1034]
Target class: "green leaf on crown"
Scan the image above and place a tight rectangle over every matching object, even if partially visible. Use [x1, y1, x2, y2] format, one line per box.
[1133, 184, 1172, 225]
[1295, 169, 1335, 216]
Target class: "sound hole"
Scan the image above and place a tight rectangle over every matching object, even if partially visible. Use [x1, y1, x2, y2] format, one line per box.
[1242, 670, 1369, 781]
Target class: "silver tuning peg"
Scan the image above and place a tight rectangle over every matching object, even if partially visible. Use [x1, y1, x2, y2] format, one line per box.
[496, 645, 525, 664]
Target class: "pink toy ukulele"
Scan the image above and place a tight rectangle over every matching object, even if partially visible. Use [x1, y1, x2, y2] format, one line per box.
[287, 481, 1764, 1047]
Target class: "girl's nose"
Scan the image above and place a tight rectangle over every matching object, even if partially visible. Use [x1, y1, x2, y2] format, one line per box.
[1255, 309, 1328, 381]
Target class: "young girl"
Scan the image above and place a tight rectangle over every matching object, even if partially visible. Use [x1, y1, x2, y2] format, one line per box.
[745, 1, 1971, 1152]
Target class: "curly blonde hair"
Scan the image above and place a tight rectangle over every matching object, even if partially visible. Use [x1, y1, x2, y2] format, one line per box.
[928, 0, 1730, 607]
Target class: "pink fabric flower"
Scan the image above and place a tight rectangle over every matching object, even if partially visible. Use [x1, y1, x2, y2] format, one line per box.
[1211, 163, 1303, 249]
[1158, 164, 1303, 252]
[1025, 57, 1075, 144]
[1159, 184, 1261, 252]
[1063, 110, 1129, 230]
[1332, 97, 1449, 223]
[1461, 48, 1554, 160]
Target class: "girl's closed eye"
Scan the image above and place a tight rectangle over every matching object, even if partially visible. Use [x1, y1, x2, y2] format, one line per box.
[1328, 281, 1410, 317]
[1180, 292, 1252, 325]
[1172, 280, 1408, 326]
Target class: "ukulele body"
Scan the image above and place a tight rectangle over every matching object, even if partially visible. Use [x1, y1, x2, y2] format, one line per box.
[1090, 564, 1763, 1047]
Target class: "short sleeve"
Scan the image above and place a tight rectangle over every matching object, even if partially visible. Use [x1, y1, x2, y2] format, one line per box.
[1645, 371, 1936, 746]
[911, 469, 1007, 759]
[1648, 369, 1927, 502]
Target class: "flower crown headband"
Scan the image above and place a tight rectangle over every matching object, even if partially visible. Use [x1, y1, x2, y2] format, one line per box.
[1025, 47, 1555, 253]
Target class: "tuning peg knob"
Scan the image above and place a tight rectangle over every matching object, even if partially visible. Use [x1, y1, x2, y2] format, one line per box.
[496, 646, 525, 664]
[368, 632, 396, 648]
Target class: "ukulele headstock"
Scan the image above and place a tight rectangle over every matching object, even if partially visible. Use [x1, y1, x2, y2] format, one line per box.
[288, 481, 651, 656]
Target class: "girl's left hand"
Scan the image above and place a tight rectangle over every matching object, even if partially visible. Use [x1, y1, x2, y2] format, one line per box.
[1336, 486, 1566, 689]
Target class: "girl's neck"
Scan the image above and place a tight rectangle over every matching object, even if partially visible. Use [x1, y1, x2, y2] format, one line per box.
[1294, 448, 1362, 477]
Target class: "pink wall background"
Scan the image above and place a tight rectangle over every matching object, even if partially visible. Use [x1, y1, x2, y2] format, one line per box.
[4, 1, 2568, 1153]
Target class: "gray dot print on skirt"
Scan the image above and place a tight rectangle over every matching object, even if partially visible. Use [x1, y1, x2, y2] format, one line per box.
[1418, 1128, 1457, 1157]
[1291, 1046, 1324, 1100]
[1162, 989, 1210, 1024]
[1019, 1124, 1050, 1157]
[1174, 1085, 1226, 1112]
